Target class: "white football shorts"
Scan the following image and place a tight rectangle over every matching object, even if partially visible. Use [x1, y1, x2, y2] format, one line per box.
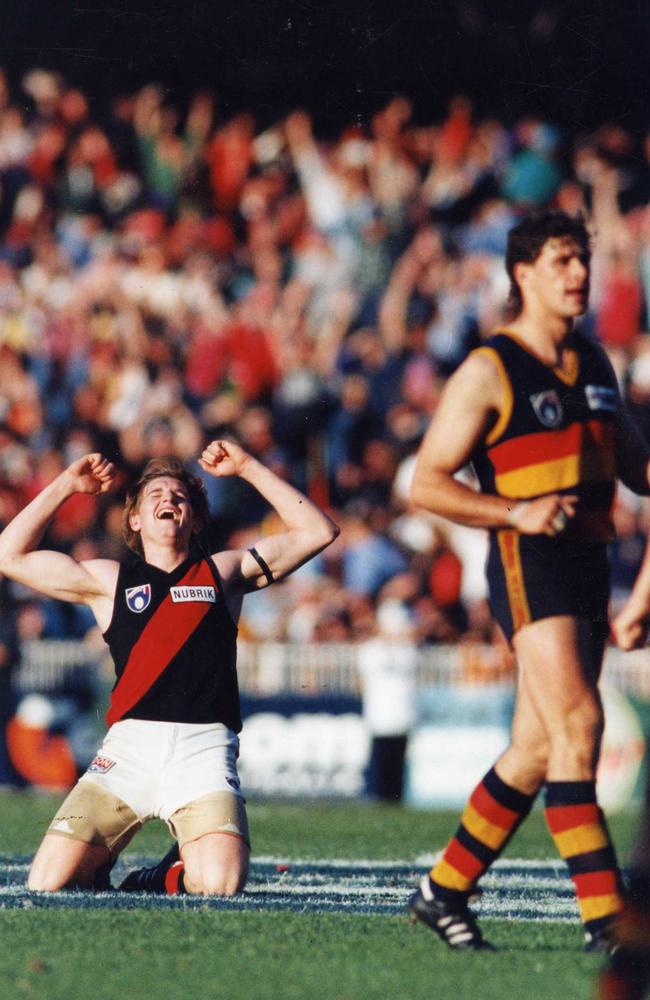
[80, 718, 244, 824]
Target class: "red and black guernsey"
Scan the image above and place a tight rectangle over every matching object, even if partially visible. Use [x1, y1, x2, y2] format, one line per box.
[471, 329, 619, 541]
[103, 554, 241, 730]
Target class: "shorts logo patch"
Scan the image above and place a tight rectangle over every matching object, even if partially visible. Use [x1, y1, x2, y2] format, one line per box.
[87, 755, 116, 774]
[51, 818, 75, 833]
[530, 390, 563, 428]
[169, 586, 216, 603]
[585, 385, 618, 412]
[125, 583, 151, 613]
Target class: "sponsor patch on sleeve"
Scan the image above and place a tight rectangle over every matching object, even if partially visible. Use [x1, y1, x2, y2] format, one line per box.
[585, 385, 618, 412]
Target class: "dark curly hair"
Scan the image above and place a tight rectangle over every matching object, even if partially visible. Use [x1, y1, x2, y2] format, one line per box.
[505, 210, 591, 315]
[123, 456, 210, 556]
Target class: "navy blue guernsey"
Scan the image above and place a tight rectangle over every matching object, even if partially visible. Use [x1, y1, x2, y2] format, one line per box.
[103, 554, 241, 730]
[471, 330, 619, 541]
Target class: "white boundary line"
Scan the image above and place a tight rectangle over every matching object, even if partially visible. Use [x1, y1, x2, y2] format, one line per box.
[0, 856, 580, 921]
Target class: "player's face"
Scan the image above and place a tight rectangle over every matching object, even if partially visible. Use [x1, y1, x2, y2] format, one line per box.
[519, 237, 590, 319]
[129, 476, 195, 544]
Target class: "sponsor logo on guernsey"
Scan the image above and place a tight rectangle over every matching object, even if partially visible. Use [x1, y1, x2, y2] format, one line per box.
[125, 583, 152, 613]
[585, 385, 618, 412]
[87, 755, 116, 774]
[170, 585, 216, 604]
[529, 389, 563, 428]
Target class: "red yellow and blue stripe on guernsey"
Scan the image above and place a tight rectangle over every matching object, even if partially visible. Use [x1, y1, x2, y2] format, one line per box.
[487, 419, 615, 499]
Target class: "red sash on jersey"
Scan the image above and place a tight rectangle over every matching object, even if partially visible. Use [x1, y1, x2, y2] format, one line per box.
[106, 560, 217, 726]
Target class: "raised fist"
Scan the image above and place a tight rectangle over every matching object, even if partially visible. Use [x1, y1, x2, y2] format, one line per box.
[65, 454, 116, 495]
[198, 440, 251, 479]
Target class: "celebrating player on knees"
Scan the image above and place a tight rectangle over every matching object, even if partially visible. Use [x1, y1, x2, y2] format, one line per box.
[0, 442, 338, 896]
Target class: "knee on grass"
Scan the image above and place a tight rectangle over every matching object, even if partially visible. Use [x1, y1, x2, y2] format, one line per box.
[184, 869, 245, 896]
[27, 869, 85, 892]
[27, 872, 62, 892]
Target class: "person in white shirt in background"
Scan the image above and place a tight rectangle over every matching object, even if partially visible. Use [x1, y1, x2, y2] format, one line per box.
[358, 598, 418, 802]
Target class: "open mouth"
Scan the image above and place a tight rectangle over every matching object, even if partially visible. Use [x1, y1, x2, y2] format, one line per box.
[157, 509, 177, 521]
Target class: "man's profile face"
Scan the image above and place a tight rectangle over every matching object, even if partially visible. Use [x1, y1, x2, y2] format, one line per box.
[517, 237, 590, 319]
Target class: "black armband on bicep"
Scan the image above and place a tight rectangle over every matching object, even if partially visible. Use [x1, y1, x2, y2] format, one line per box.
[248, 547, 274, 585]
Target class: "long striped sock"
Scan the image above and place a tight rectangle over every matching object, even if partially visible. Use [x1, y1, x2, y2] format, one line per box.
[544, 781, 622, 936]
[429, 766, 536, 895]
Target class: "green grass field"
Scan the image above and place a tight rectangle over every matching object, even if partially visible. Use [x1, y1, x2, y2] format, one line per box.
[0, 791, 639, 1000]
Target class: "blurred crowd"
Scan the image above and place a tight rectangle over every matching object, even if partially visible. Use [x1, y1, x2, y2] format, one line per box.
[0, 67, 649, 656]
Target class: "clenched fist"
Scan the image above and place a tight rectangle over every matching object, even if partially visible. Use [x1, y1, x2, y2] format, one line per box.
[64, 454, 116, 496]
[198, 440, 251, 479]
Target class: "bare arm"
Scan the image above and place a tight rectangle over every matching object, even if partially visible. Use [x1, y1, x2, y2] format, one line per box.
[378, 228, 442, 354]
[378, 246, 422, 354]
[611, 411, 650, 650]
[614, 409, 650, 495]
[411, 351, 578, 535]
[199, 440, 339, 591]
[0, 454, 119, 621]
[588, 333, 650, 495]
[612, 535, 650, 650]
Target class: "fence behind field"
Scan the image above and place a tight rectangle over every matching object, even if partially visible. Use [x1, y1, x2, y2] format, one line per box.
[8, 639, 650, 807]
[12, 638, 650, 698]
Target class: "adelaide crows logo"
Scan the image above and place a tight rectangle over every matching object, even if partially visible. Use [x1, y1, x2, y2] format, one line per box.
[529, 390, 563, 428]
[125, 583, 152, 613]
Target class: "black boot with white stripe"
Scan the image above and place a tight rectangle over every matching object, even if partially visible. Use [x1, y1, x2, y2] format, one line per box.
[408, 876, 495, 950]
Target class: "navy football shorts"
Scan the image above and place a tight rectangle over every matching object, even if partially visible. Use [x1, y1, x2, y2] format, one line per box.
[486, 530, 610, 641]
